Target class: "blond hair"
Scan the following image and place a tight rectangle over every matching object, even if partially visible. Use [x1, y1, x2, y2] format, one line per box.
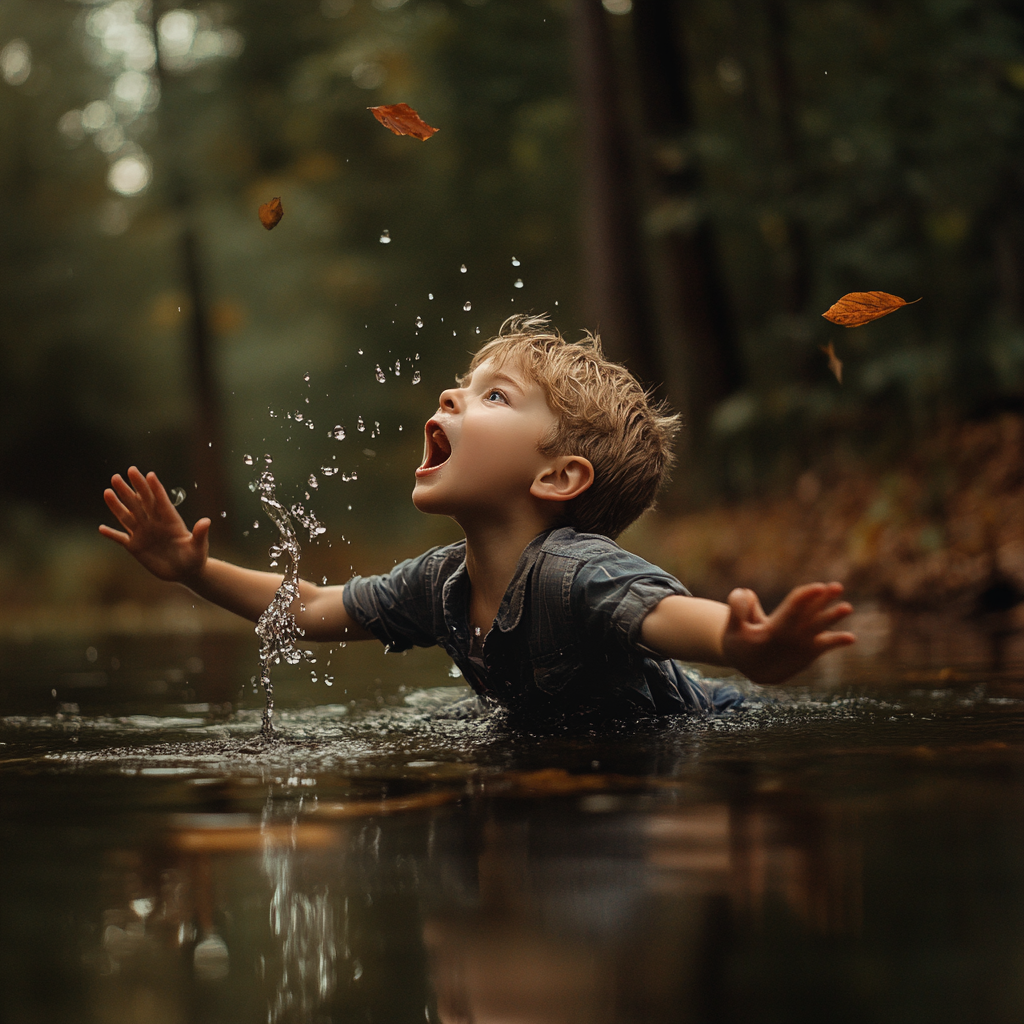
[462, 314, 680, 538]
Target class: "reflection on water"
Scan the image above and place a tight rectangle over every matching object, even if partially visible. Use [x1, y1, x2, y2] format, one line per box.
[0, 623, 1022, 1023]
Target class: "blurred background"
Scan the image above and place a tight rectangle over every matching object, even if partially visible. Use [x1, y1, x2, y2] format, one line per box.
[2, 0, 1023, 627]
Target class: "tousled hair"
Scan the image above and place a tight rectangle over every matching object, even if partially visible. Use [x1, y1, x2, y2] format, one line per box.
[462, 314, 680, 538]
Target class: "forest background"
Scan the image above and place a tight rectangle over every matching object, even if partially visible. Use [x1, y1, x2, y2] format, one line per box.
[2, 0, 1023, 633]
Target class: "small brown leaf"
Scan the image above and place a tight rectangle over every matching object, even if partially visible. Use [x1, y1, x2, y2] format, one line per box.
[822, 291, 921, 327]
[820, 341, 843, 383]
[259, 196, 284, 230]
[368, 103, 439, 140]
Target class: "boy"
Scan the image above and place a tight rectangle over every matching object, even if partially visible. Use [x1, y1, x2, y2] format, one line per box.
[100, 316, 854, 720]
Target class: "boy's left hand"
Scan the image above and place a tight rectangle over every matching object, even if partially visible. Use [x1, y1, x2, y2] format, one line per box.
[721, 582, 854, 686]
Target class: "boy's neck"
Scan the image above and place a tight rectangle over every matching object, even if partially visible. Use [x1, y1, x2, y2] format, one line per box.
[460, 511, 556, 633]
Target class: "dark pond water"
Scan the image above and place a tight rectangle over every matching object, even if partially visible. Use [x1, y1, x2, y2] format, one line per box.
[1, 613, 1022, 1024]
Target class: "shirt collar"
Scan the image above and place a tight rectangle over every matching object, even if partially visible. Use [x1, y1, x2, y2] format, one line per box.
[440, 529, 552, 638]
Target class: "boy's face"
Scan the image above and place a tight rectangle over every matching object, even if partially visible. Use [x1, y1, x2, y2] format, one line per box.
[412, 356, 560, 523]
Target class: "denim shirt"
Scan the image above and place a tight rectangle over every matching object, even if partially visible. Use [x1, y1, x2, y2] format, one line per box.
[342, 527, 741, 718]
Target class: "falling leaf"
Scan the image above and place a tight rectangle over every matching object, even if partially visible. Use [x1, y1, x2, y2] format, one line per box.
[822, 291, 921, 327]
[259, 197, 284, 230]
[820, 341, 843, 383]
[368, 103, 439, 140]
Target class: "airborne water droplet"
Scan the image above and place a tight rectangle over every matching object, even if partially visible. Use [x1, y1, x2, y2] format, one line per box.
[321, 465, 338, 476]
[357, 416, 365, 432]
[394, 359, 401, 376]
[512, 257, 520, 266]
[415, 316, 423, 328]
[170, 487, 186, 507]
[331, 425, 346, 440]
[375, 364, 386, 383]
[357, 348, 363, 355]
[460, 264, 467, 273]
[294, 412, 304, 422]
[463, 301, 472, 311]
[514, 278, 524, 289]
[411, 370, 421, 384]
[379, 229, 391, 243]
[428, 293, 434, 300]
[308, 474, 318, 489]
[243, 454, 253, 465]
[303, 372, 310, 382]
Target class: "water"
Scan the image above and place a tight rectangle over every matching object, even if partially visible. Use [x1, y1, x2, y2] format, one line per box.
[0, 617, 1021, 1023]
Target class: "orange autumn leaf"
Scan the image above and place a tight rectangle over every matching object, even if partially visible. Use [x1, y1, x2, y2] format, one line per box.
[259, 196, 284, 230]
[820, 341, 843, 384]
[367, 103, 439, 141]
[822, 291, 921, 327]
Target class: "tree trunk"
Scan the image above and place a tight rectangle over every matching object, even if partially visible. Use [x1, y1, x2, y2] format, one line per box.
[570, 0, 661, 389]
[631, 0, 744, 439]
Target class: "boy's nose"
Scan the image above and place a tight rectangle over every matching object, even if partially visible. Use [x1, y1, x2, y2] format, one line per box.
[438, 387, 460, 411]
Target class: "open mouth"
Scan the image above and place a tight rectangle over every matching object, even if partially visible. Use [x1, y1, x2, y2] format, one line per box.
[419, 421, 452, 471]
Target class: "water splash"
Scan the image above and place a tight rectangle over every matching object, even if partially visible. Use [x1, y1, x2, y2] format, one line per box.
[411, 370, 421, 384]
[356, 416, 365, 432]
[252, 469, 326, 741]
[394, 359, 401, 376]
[243, 454, 254, 466]
[415, 316, 423, 328]
[169, 487, 186, 507]
[374, 365, 386, 384]
[331, 425, 345, 441]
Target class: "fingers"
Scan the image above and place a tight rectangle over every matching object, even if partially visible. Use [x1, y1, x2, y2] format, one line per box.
[191, 517, 212, 544]
[814, 630, 856, 651]
[126, 466, 156, 511]
[103, 486, 135, 528]
[98, 523, 130, 546]
[727, 588, 767, 625]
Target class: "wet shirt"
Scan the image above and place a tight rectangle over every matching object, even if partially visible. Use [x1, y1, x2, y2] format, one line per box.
[342, 527, 741, 719]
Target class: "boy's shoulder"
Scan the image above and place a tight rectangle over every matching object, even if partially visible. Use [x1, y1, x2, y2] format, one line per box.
[538, 526, 628, 562]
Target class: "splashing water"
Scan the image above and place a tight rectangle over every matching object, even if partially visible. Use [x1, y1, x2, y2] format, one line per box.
[356, 416, 365, 432]
[411, 370, 421, 384]
[331, 425, 345, 441]
[243, 454, 254, 466]
[394, 359, 401, 376]
[252, 469, 326, 740]
[374, 365, 386, 384]
[169, 487, 186, 507]
[415, 316, 423, 328]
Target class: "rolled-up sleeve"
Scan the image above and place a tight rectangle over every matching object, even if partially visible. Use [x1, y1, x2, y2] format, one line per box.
[342, 548, 443, 652]
[569, 545, 690, 652]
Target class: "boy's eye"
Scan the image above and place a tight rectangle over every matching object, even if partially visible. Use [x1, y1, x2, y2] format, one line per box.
[486, 389, 506, 403]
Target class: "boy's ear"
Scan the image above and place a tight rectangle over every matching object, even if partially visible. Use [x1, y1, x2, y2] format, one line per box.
[530, 456, 594, 503]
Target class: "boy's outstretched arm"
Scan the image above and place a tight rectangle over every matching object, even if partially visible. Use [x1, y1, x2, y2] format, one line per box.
[99, 467, 372, 643]
[639, 583, 855, 686]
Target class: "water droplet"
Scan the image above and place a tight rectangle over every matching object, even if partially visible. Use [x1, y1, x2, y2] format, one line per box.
[253, 520, 260, 529]
[460, 263, 467, 273]
[394, 358, 401, 375]
[170, 487, 186, 507]
[411, 370, 421, 384]
[308, 474, 318, 489]
[379, 229, 391, 243]
[415, 352, 420, 359]
[463, 300, 472, 311]
[514, 278, 524, 288]
[415, 316, 423, 328]
[357, 416, 365, 431]
[357, 348, 363, 355]
[512, 257, 520, 266]
[331, 425, 346, 440]
[307, 420, 315, 429]
[302, 372, 310, 382]
[448, 663, 463, 678]
[428, 292, 434, 300]
[220, 511, 227, 518]
[321, 465, 339, 476]
[475, 326, 481, 334]
[294, 412, 304, 422]
[264, 454, 273, 465]
[243, 454, 253, 465]
[375, 364, 386, 383]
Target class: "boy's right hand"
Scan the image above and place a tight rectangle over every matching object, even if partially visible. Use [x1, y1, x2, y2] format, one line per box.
[99, 467, 211, 584]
